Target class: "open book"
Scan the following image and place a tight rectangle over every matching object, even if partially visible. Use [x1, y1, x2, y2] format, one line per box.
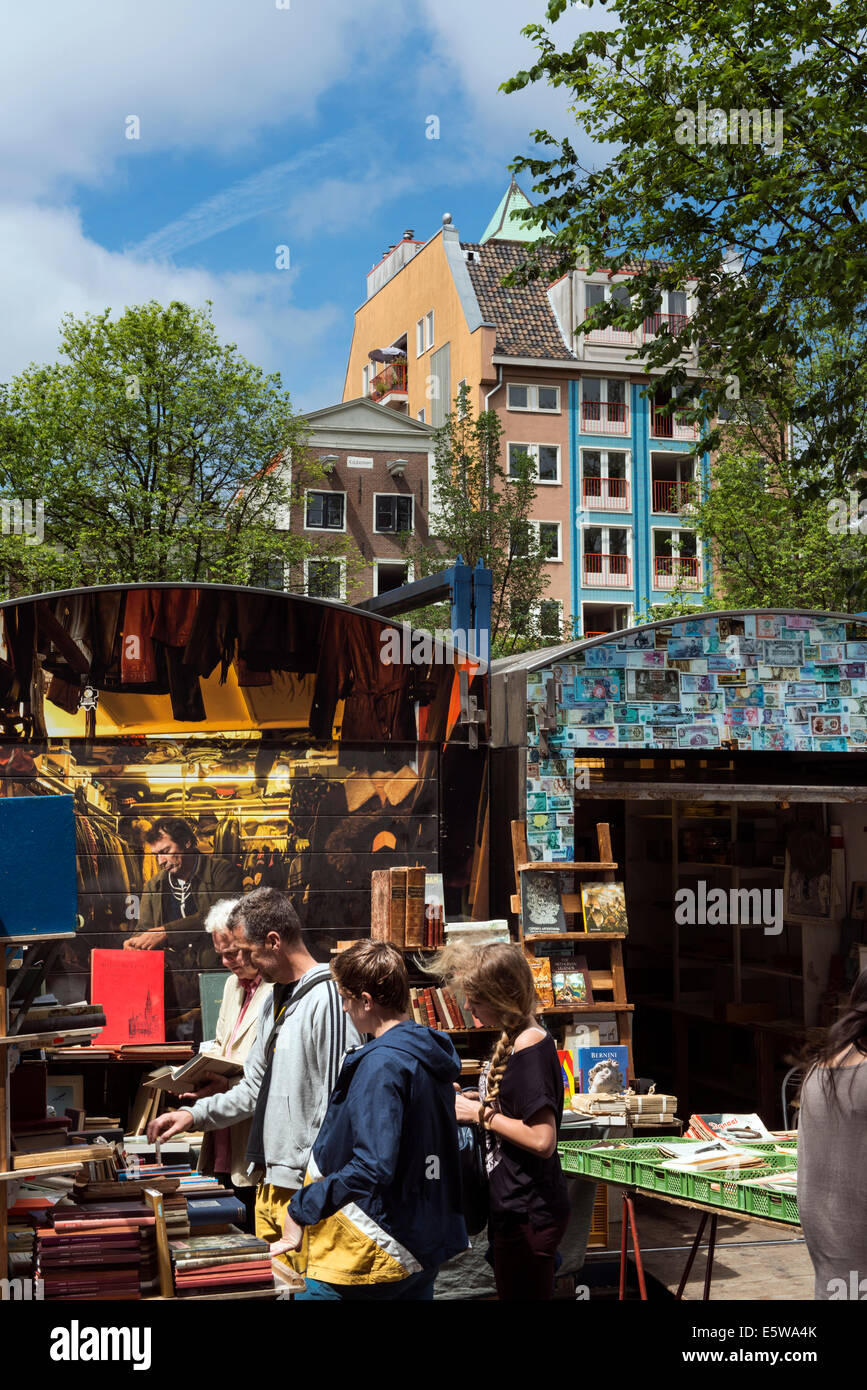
[144, 1052, 243, 1097]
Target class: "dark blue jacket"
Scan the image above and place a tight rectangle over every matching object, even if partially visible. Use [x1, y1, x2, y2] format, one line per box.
[289, 1021, 469, 1284]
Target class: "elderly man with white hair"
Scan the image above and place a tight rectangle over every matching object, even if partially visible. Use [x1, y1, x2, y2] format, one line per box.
[179, 898, 272, 1229]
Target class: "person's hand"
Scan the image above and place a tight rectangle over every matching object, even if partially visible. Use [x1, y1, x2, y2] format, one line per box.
[455, 1090, 484, 1125]
[123, 927, 168, 950]
[146, 1109, 194, 1143]
[178, 1073, 230, 1101]
[269, 1212, 304, 1255]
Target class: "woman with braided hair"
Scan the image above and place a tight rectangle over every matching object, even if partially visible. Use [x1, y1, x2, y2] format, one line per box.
[797, 966, 867, 1299]
[434, 942, 570, 1300]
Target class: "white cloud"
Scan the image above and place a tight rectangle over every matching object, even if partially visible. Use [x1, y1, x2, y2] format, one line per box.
[0, 203, 342, 408]
[0, 0, 409, 197]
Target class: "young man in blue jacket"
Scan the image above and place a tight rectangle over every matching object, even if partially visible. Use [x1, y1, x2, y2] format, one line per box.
[275, 940, 469, 1299]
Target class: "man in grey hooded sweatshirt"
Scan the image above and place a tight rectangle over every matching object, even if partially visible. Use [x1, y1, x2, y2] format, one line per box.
[148, 887, 362, 1257]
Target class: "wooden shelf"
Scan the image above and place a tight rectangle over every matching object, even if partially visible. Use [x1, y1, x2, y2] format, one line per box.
[0, 1025, 104, 1048]
[524, 932, 626, 942]
[542, 1004, 634, 1014]
[517, 861, 617, 873]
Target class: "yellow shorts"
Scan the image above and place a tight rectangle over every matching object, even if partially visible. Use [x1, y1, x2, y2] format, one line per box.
[255, 1181, 303, 1272]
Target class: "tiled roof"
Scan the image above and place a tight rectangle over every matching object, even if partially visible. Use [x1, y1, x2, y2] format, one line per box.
[462, 240, 575, 361]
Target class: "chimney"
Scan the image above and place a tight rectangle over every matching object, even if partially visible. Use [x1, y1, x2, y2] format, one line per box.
[403, 229, 414, 240]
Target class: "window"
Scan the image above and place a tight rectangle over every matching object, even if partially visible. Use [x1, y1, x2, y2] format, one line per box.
[417, 408, 425, 423]
[362, 365, 370, 396]
[581, 377, 629, 433]
[507, 383, 561, 413]
[644, 289, 689, 337]
[305, 558, 346, 600]
[538, 522, 561, 561]
[416, 319, 425, 357]
[539, 600, 562, 641]
[652, 529, 701, 589]
[374, 495, 414, 533]
[583, 282, 634, 344]
[581, 448, 630, 510]
[582, 525, 631, 587]
[508, 442, 560, 484]
[425, 311, 434, 350]
[375, 560, 411, 595]
[305, 491, 345, 530]
[250, 559, 286, 591]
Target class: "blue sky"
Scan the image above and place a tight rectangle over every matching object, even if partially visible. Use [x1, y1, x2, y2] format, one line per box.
[0, 0, 590, 413]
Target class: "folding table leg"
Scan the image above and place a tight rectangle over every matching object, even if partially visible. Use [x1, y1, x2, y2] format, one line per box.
[676, 1213, 709, 1300]
[702, 1214, 718, 1300]
[625, 1195, 648, 1301]
[618, 1192, 628, 1300]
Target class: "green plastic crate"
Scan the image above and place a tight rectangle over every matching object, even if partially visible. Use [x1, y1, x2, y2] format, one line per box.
[557, 1141, 635, 1181]
[741, 1172, 800, 1224]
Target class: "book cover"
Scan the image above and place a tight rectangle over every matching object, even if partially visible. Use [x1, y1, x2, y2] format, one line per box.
[550, 955, 593, 1007]
[521, 871, 566, 935]
[527, 957, 554, 1009]
[199, 973, 229, 1041]
[580, 881, 629, 934]
[557, 1049, 575, 1098]
[90, 949, 165, 1046]
[371, 869, 392, 942]
[576, 1045, 629, 1094]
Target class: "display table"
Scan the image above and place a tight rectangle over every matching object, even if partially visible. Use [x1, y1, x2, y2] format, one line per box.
[570, 1172, 801, 1301]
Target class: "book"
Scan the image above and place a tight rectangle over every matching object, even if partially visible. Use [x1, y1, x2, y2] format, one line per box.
[90, 949, 165, 1046]
[564, 1023, 600, 1050]
[371, 869, 392, 942]
[685, 1112, 776, 1144]
[557, 1049, 575, 1098]
[405, 867, 425, 948]
[575, 1045, 630, 1094]
[424, 873, 446, 948]
[144, 1051, 242, 1097]
[580, 881, 628, 934]
[527, 957, 554, 1009]
[199, 973, 229, 1040]
[521, 871, 566, 935]
[550, 955, 593, 1007]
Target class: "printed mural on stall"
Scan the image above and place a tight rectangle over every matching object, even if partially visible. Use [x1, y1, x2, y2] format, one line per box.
[0, 586, 487, 1041]
[526, 611, 867, 863]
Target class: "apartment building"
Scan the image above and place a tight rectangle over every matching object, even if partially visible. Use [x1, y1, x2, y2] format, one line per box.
[286, 397, 435, 605]
[343, 178, 711, 637]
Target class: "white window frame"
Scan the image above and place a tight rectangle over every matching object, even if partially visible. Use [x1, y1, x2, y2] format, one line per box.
[304, 556, 347, 601]
[373, 558, 415, 595]
[416, 318, 425, 357]
[581, 523, 633, 588]
[651, 526, 701, 590]
[362, 364, 370, 396]
[425, 310, 434, 351]
[417, 408, 426, 423]
[580, 446, 631, 511]
[507, 383, 561, 414]
[372, 493, 414, 534]
[304, 489, 347, 533]
[534, 520, 562, 562]
[507, 441, 561, 486]
[580, 600, 633, 636]
[537, 597, 563, 642]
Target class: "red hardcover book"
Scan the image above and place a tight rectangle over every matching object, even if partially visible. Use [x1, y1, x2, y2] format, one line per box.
[421, 988, 440, 1029]
[443, 990, 465, 1030]
[90, 949, 165, 1046]
[52, 1217, 155, 1232]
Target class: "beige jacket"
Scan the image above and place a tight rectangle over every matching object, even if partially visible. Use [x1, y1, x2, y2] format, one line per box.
[197, 974, 272, 1187]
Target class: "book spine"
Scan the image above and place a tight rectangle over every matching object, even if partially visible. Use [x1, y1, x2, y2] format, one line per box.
[404, 867, 425, 948]
[431, 988, 451, 1029]
[390, 868, 408, 948]
[174, 1251, 271, 1271]
[421, 988, 439, 1029]
[370, 869, 392, 943]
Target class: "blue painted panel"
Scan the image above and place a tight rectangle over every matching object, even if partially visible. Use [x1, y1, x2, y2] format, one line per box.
[0, 794, 77, 940]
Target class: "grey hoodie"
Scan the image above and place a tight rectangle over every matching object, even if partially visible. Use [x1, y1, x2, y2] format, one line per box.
[187, 964, 363, 1190]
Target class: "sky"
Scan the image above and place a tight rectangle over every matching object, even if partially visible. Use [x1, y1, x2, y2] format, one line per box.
[0, 0, 593, 413]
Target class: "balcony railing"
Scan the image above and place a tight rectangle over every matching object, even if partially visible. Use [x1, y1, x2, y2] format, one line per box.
[654, 555, 701, 590]
[581, 400, 630, 436]
[651, 407, 698, 441]
[583, 553, 631, 588]
[652, 478, 697, 513]
[582, 476, 630, 511]
[585, 322, 636, 347]
[369, 362, 407, 399]
[643, 312, 689, 338]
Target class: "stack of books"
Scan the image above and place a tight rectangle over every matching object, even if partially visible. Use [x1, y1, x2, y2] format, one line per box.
[169, 1232, 276, 1297]
[685, 1112, 775, 1143]
[370, 866, 426, 948]
[37, 1199, 156, 1300]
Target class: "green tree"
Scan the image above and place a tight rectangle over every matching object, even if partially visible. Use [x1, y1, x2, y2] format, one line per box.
[0, 300, 344, 591]
[503, 0, 867, 452]
[401, 386, 557, 653]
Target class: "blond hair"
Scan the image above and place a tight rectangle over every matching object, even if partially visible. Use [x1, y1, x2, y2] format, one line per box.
[426, 942, 538, 1106]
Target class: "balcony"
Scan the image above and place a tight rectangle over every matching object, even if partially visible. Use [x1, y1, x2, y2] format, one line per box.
[369, 362, 408, 406]
[652, 479, 697, 513]
[643, 312, 689, 338]
[654, 555, 701, 590]
[583, 552, 631, 588]
[582, 476, 630, 511]
[650, 407, 698, 441]
[580, 400, 630, 436]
